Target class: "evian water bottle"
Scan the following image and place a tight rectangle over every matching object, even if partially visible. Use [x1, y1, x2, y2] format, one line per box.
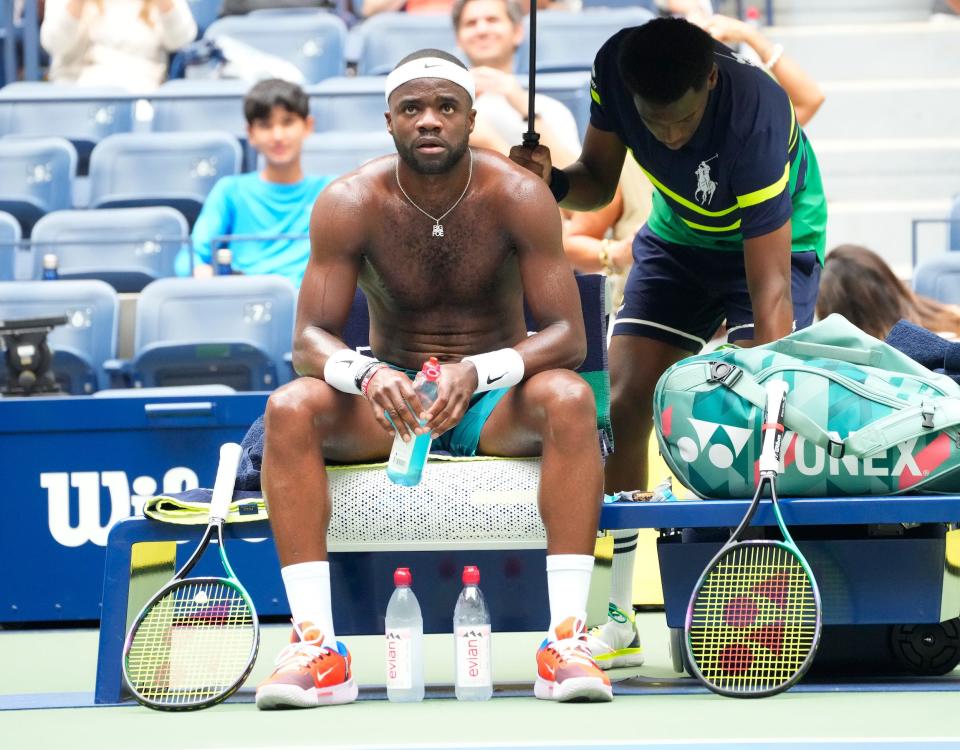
[453, 565, 493, 701]
[386, 357, 441, 486]
[385, 567, 425, 702]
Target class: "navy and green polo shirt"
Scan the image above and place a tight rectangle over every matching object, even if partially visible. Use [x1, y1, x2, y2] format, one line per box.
[590, 29, 827, 262]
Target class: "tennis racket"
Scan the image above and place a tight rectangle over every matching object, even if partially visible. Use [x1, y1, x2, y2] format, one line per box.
[683, 380, 822, 698]
[123, 442, 259, 710]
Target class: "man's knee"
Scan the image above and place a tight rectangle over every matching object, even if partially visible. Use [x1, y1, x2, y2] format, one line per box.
[265, 378, 335, 435]
[529, 370, 597, 428]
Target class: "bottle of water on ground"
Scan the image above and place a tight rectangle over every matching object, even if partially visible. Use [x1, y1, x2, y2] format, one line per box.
[453, 565, 493, 701]
[385, 567, 425, 703]
[41, 253, 59, 280]
[215, 247, 233, 276]
[386, 357, 441, 486]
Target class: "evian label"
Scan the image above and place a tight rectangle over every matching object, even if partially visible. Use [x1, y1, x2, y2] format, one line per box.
[385, 628, 412, 689]
[455, 624, 491, 687]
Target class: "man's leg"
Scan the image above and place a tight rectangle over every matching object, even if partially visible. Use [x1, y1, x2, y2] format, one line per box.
[582, 334, 690, 668]
[257, 376, 393, 710]
[478, 369, 611, 701]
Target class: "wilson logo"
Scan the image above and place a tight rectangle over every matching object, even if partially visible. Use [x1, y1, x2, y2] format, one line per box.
[41, 467, 199, 547]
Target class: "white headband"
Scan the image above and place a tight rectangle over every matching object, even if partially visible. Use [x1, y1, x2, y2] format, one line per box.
[384, 57, 476, 106]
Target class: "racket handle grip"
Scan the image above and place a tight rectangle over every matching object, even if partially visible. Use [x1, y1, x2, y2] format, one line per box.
[759, 380, 789, 475]
[210, 442, 243, 522]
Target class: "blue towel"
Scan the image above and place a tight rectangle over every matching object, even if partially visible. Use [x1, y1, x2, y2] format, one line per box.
[237, 416, 265, 491]
[885, 320, 960, 383]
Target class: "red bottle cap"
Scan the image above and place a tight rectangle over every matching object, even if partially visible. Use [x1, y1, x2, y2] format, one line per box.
[745, 5, 761, 20]
[394, 567, 412, 586]
[462, 565, 480, 585]
[422, 356, 441, 382]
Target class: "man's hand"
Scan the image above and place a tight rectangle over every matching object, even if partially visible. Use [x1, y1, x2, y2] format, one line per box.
[419, 362, 479, 439]
[471, 66, 528, 117]
[363, 369, 423, 442]
[509, 142, 553, 182]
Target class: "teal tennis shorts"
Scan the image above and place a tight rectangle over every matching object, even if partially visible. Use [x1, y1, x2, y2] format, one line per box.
[388, 363, 510, 457]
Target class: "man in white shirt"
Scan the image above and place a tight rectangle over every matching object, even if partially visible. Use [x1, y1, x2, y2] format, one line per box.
[452, 0, 580, 166]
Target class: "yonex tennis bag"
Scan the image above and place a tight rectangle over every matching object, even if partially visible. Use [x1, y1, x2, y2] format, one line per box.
[654, 314, 960, 499]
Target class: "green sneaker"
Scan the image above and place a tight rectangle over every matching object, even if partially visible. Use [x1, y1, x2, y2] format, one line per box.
[585, 604, 644, 670]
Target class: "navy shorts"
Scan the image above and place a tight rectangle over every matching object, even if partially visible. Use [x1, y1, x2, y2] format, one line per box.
[611, 226, 821, 352]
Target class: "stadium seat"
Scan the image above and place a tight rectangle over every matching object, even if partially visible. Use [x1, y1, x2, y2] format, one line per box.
[309, 76, 388, 133]
[115, 276, 297, 390]
[0, 279, 118, 394]
[203, 12, 348, 84]
[295, 131, 394, 177]
[515, 7, 655, 74]
[0, 83, 135, 174]
[352, 13, 462, 76]
[0, 137, 76, 236]
[530, 71, 592, 142]
[0, 209, 20, 281]
[150, 79, 249, 137]
[950, 193, 959, 252]
[30, 207, 189, 293]
[87, 132, 242, 228]
[186, 0, 221, 35]
[913, 253, 960, 305]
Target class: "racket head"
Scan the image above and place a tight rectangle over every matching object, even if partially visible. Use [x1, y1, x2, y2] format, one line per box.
[123, 575, 260, 710]
[683, 539, 822, 698]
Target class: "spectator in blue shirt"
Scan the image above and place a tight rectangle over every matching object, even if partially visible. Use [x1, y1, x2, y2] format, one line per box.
[176, 79, 333, 286]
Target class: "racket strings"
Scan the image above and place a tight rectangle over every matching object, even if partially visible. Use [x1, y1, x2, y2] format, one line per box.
[689, 544, 818, 693]
[126, 580, 256, 706]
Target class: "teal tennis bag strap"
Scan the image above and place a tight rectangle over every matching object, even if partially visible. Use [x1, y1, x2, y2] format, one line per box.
[654, 315, 960, 499]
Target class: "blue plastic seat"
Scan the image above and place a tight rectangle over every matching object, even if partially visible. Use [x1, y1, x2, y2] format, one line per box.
[529, 71, 592, 142]
[296, 131, 394, 177]
[88, 132, 242, 228]
[515, 8, 654, 74]
[309, 76, 388, 133]
[119, 276, 297, 390]
[913, 253, 960, 305]
[204, 12, 348, 84]
[30, 207, 189, 293]
[186, 0, 221, 35]
[0, 137, 76, 236]
[352, 13, 462, 76]
[0, 209, 20, 281]
[0, 83, 135, 174]
[0, 279, 118, 394]
[150, 79, 250, 137]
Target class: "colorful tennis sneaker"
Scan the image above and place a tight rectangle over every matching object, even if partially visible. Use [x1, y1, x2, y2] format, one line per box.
[255, 622, 358, 709]
[585, 603, 645, 670]
[535, 616, 613, 702]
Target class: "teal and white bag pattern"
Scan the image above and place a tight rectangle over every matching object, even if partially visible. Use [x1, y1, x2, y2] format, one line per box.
[654, 315, 960, 499]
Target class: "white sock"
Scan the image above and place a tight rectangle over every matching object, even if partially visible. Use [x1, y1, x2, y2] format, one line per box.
[281, 561, 336, 646]
[545, 554, 594, 639]
[609, 529, 639, 618]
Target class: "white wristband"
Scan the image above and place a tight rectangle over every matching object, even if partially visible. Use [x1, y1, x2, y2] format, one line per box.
[763, 43, 784, 71]
[462, 348, 524, 393]
[323, 349, 380, 395]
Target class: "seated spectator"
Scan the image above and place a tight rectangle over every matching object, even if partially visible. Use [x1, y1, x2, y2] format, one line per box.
[174, 79, 334, 286]
[40, 0, 197, 90]
[816, 244, 960, 340]
[453, 0, 580, 166]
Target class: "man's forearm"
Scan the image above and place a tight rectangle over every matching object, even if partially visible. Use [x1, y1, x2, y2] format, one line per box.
[558, 162, 619, 212]
[751, 292, 794, 345]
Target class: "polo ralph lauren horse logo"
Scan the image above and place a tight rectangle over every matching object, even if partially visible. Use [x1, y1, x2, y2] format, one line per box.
[695, 154, 719, 206]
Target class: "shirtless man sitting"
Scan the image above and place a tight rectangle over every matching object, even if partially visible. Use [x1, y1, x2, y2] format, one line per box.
[255, 49, 611, 708]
